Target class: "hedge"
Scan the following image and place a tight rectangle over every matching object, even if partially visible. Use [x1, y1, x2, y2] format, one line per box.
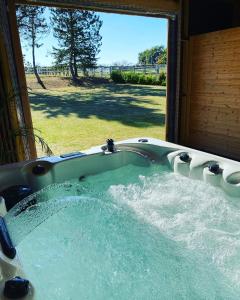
[110, 70, 166, 86]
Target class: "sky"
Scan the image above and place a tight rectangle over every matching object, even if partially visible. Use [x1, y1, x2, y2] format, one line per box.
[21, 9, 168, 66]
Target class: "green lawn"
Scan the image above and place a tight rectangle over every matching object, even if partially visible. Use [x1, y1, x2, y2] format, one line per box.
[29, 82, 166, 156]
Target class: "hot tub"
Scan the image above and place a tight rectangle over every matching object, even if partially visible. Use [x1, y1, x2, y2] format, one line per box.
[0, 138, 240, 299]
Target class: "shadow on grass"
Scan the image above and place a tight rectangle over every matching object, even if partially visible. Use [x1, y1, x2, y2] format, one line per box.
[29, 84, 165, 128]
[101, 84, 166, 97]
[65, 79, 166, 97]
[63, 77, 166, 98]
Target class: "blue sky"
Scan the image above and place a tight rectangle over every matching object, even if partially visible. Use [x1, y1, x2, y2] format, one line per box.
[21, 9, 168, 66]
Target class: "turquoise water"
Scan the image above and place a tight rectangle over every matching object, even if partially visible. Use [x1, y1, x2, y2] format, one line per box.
[5, 164, 240, 299]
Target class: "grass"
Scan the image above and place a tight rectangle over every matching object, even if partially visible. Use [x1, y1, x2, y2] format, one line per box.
[27, 77, 166, 156]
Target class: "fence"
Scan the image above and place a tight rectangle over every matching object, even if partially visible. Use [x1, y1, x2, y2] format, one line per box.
[24, 64, 167, 77]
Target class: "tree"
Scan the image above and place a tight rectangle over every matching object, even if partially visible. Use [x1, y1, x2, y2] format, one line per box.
[51, 8, 102, 80]
[138, 46, 167, 65]
[157, 48, 167, 64]
[16, 5, 48, 89]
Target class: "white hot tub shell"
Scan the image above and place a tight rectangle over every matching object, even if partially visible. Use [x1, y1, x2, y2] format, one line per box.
[0, 137, 239, 299]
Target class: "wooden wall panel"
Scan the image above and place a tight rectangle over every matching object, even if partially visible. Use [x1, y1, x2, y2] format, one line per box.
[188, 27, 240, 160]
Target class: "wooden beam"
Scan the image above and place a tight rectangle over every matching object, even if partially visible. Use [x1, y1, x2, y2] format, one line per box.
[0, 32, 25, 162]
[8, 0, 37, 159]
[0, 52, 19, 164]
[0, 0, 37, 163]
[166, 16, 179, 142]
[178, 0, 191, 145]
[16, 0, 179, 16]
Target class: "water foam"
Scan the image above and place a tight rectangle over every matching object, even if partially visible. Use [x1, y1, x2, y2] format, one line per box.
[108, 170, 240, 287]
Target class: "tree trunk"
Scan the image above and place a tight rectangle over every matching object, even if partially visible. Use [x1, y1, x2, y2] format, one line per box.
[83, 66, 88, 77]
[69, 59, 77, 82]
[73, 55, 78, 78]
[69, 12, 78, 82]
[32, 25, 46, 89]
[32, 46, 46, 89]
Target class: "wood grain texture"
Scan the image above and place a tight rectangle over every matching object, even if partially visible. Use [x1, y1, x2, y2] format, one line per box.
[16, 0, 179, 14]
[0, 0, 37, 163]
[188, 27, 240, 160]
[8, 0, 37, 159]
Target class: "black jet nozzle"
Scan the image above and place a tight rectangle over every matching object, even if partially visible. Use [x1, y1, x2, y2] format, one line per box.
[32, 164, 46, 175]
[208, 163, 221, 174]
[4, 276, 29, 299]
[179, 152, 191, 163]
[0, 217, 16, 259]
[0, 185, 32, 211]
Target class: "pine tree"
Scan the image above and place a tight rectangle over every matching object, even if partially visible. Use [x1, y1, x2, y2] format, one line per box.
[51, 8, 102, 80]
[16, 5, 49, 89]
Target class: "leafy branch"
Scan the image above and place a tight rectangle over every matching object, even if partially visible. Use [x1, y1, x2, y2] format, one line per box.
[13, 127, 53, 157]
[0, 88, 53, 164]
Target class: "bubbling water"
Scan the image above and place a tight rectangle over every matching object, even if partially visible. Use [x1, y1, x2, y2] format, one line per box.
[5, 164, 240, 299]
[109, 171, 240, 288]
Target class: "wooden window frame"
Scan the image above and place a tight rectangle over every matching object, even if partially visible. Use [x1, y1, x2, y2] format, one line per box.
[1, 0, 180, 162]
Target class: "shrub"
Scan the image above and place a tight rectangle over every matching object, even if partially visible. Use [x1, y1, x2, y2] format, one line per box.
[159, 71, 166, 86]
[110, 70, 167, 86]
[110, 70, 125, 83]
[138, 74, 146, 84]
[151, 75, 159, 85]
[122, 71, 139, 83]
[145, 74, 155, 85]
